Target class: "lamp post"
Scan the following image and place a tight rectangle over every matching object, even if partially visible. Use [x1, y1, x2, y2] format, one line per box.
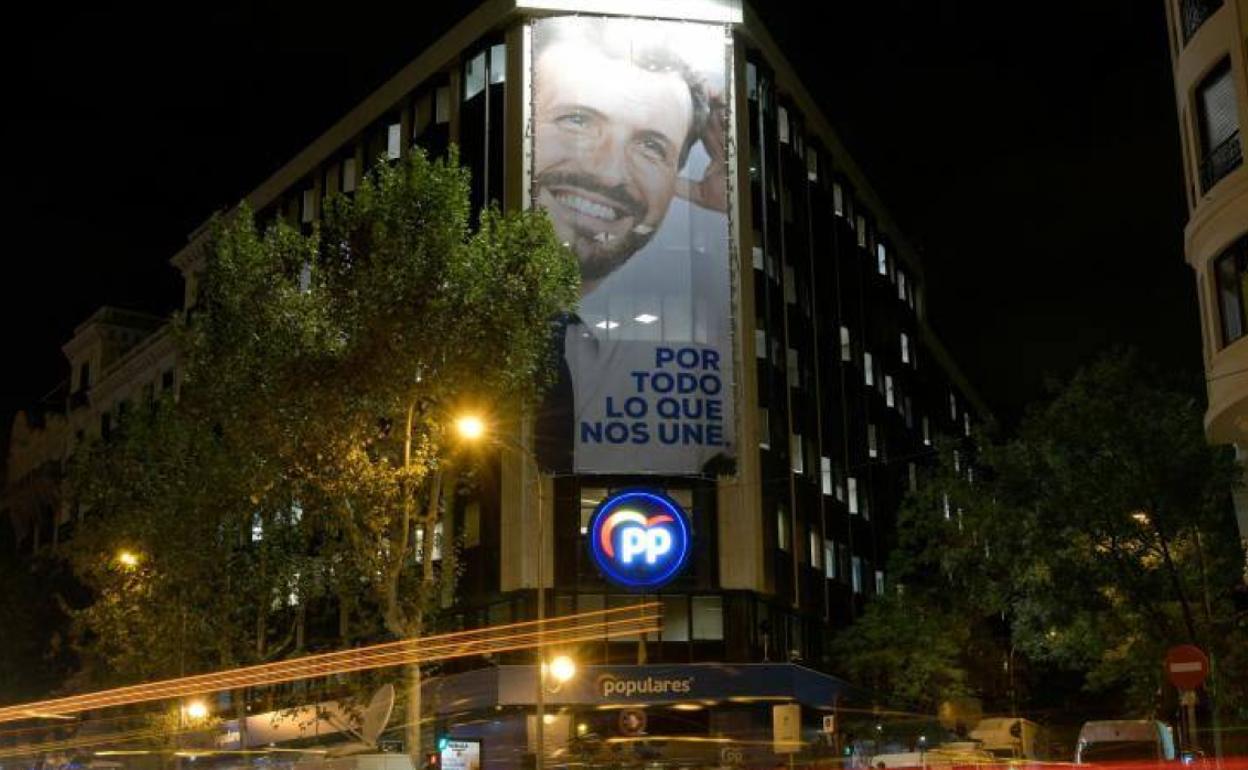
[454, 415, 549, 770]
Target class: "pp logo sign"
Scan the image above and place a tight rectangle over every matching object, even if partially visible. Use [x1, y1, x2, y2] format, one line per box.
[588, 490, 691, 589]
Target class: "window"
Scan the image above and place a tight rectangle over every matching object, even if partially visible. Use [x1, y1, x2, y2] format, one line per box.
[875, 569, 885, 595]
[489, 43, 506, 84]
[580, 487, 606, 534]
[300, 188, 316, 224]
[662, 596, 690, 641]
[752, 245, 764, 271]
[464, 50, 486, 100]
[867, 424, 879, 459]
[833, 182, 845, 216]
[904, 396, 914, 429]
[847, 477, 859, 514]
[778, 105, 790, 144]
[877, 243, 888, 276]
[759, 408, 771, 449]
[922, 416, 932, 446]
[435, 86, 451, 124]
[809, 530, 822, 568]
[692, 596, 724, 640]
[898, 270, 908, 301]
[386, 122, 402, 160]
[885, 375, 895, 408]
[78, 361, 90, 391]
[963, 411, 972, 437]
[908, 462, 918, 493]
[840, 325, 852, 362]
[851, 556, 863, 594]
[1181, 0, 1223, 42]
[835, 466, 846, 502]
[856, 214, 867, 247]
[791, 434, 804, 474]
[864, 352, 874, 386]
[777, 504, 791, 551]
[784, 266, 797, 304]
[821, 457, 833, 496]
[746, 62, 758, 100]
[950, 392, 959, 421]
[943, 493, 952, 520]
[463, 502, 481, 547]
[755, 328, 767, 359]
[823, 540, 836, 579]
[806, 147, 819, 181]
[787, 348, 800, 386]
[161, 369, 174, 392]
[1215, 236, 1248, 345]
[342, 157, 358, 193]
[1197, 59, 1242, 192]
[900, 332, 911, 364]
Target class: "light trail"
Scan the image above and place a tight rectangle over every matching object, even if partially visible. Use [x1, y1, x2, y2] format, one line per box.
[0, 603, 659, 726]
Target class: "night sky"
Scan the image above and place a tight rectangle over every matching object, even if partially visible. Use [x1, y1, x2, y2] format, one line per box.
[0, 1, 1197, 444]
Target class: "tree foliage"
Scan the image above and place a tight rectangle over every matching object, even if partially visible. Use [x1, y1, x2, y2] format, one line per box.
[834, 352, 1247, 721]
[68, 149, 579, 690]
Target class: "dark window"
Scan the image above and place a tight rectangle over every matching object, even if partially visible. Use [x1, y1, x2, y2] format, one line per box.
[1215, 236, 1248, 345]
[1180, 0, 1222, 43]
[1197, 59, 1242, 192]
[78, 361, 90, 391]
[162, 369, 175, 392]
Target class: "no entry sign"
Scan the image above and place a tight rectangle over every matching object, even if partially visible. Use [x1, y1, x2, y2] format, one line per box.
[1165, 644, 1210, 690]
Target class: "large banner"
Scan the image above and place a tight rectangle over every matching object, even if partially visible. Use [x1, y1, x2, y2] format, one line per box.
[531, 15, 736, 474]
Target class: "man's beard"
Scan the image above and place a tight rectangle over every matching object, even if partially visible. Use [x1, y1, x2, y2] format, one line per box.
[535, 170, 659, 284]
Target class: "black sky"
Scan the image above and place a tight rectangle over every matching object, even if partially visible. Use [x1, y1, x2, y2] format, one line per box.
[0, 1, 1198, 439]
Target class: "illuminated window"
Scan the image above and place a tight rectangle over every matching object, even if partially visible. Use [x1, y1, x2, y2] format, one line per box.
[821, 457, 833, 496]
[759, 408, 770, 449]
[342, 157, 357, 193]
[868, 424, 879, 459]
[753, 245, 764, 271]
[579, 487, 607, 534]
[964, 411, 972, 437]
[922, 416, 932, 446]
[852, 556, 863, 594]
[692, 596, 724, 640]
[823, 540, 835, 579]
[877, 243, 888, 276]
[840, 325, 852, 362]
[942, 493, 951, 520]
[864, 352, 874, 386]
[489, 43, 506, 84]
[300, 188, 316, 224]
[661, 596, 690, 642]
[898, 270, 907, 301]
[900, 332, 911, 364]
[435, 86, 451, 124]
[810, 530, 822, 568]
[755, 328, 766, 359]
[778, 106, 790, 144]
[885, 375, 895, 408]
[386, 122, 402, 160]
[848, 477, 859, 514]
[950, 392, 958, 421]
[806, 147, 818, 181]
[464, 50, 486, 100]
[856, 214, 867, 247]
[777, 504, 791, 551]
[875, 569, 885, 595]
[791, 434, 804, 474]
[833, 182, 845, 216]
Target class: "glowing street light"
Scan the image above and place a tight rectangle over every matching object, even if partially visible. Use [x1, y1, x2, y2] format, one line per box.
[116, 550, 139, 568]
[454, 415, 486, 441]
[547, 655, 577, 685]
[184, 700, 208, 720]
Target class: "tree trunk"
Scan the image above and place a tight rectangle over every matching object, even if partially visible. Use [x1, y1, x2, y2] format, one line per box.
[406, 660, 423, 764]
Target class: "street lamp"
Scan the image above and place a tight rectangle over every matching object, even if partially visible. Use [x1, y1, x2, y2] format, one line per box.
[454, 414, 549, 770]
[547, 655, 576, 687]
[116, 550, 139, 568]
[184, 700, 208, 720]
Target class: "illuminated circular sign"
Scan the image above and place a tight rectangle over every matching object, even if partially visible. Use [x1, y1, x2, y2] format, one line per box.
[588, 489, 691, 589]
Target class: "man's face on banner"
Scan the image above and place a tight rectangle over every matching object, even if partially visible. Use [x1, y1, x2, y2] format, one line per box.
[533, 37, 694, 288]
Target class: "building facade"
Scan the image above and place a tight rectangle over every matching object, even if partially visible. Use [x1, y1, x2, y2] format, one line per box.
[3, 1, 986, 765]
[1162, 0, 1248, 544]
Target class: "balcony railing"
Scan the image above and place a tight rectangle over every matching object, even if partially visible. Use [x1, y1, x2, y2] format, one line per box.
[1181, 0, 1222, 43]
[1200, 130, 1243, 193]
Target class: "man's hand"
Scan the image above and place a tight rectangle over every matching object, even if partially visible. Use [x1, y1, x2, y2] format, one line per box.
[675, 88, 728, 213]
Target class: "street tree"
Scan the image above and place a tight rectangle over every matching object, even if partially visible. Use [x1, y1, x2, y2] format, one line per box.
[68, 148, 579, 753]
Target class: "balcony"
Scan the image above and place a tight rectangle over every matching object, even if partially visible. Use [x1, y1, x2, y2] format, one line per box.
[1181, 0, 1222, 44]
[1200, 130, 1243, 193]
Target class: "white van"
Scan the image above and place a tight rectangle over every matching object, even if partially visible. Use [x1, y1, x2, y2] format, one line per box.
[1074, 720, 1176, 764]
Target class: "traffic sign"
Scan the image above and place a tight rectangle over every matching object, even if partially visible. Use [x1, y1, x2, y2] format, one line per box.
[1165, 644, 1210, 690]
[618, 708, 647, 736]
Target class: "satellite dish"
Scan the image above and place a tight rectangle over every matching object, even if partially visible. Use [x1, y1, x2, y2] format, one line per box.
[324, 683, 396, 757]
[359, 683, 396, 746]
